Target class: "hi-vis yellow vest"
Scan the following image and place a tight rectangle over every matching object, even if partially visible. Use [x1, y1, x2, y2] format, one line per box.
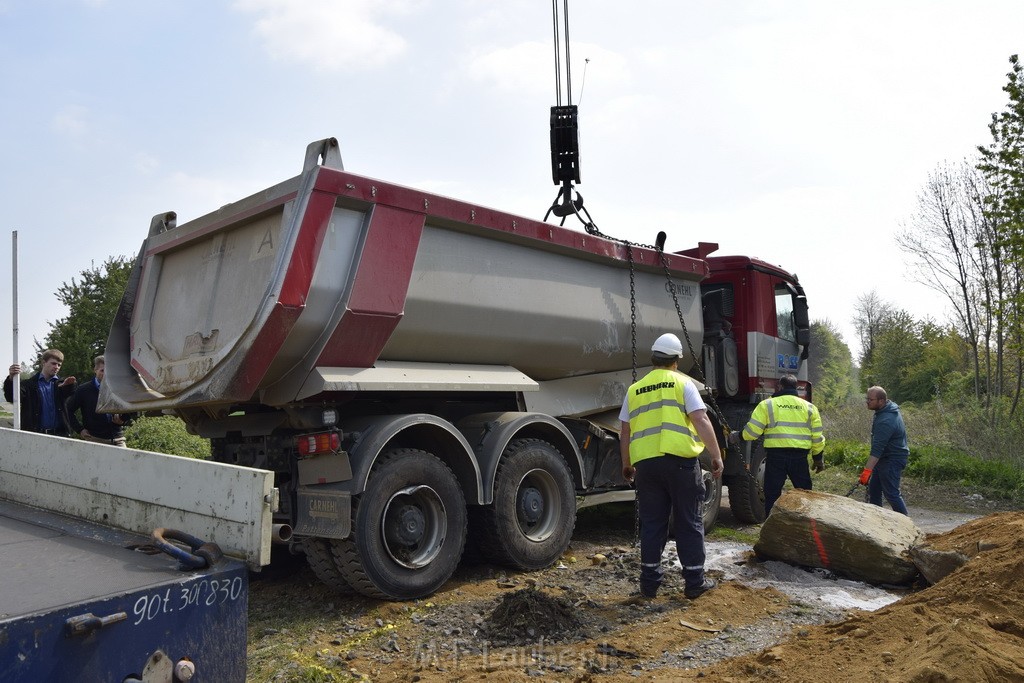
[626, 368, 705, 464]
[742, 394, 824, 455]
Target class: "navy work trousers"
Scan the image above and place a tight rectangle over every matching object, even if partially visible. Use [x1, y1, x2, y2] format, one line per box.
[868, 455, 909, 515]
[763, 447, 813, 516]
[634, 455, 706, 595]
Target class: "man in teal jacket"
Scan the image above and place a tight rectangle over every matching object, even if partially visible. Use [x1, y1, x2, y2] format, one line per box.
[859, 385, 910, 515]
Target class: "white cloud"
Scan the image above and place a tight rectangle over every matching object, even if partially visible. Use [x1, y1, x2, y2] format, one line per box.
[465, 41, 550, 95]
[466, 40, 627, 99]
[51, 105, 89, 137]
[233, 0, 416, 71]
[134, 152, 160, 175]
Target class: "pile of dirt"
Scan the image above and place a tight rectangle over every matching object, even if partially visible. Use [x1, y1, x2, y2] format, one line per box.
[668, 511, 1024, 682]
[484, 588, 582, 645]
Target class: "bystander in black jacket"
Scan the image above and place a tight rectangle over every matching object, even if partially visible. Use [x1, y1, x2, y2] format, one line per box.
[3, 371, 74, 435]
[66, 378, 134, 443]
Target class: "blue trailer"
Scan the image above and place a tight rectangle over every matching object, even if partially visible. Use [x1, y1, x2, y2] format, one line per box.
[0, 428, 277, 682]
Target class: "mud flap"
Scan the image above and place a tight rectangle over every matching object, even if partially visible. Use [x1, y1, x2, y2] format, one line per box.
[294, 489, 351, 539]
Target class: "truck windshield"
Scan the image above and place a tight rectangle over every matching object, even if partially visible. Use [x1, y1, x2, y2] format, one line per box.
[775, 286, 796, 342]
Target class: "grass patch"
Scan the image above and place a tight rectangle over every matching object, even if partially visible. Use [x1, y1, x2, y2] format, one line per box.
[820, 438, 1024, 500]
[707, 525, 759, 545]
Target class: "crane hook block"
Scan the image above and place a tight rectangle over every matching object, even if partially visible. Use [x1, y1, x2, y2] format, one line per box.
[550, 105, 581, 185]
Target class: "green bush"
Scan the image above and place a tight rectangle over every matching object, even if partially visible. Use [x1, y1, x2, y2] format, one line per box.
[907, 443, 1024, 493]
[125, 415, 210, 459]
[823, 439, 868, 468]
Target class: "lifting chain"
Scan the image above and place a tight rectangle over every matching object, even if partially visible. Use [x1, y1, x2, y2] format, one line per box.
[549, 197, 732, 546]
[589, 219, 729, 428]
[655, 248, 729, 429]
[627, 244, 637, 384]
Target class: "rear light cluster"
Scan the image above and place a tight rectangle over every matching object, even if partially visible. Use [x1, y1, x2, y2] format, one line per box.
[297, 431, 341, 456]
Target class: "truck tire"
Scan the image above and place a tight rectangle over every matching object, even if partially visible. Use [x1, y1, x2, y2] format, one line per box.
[701, 466, 723, 531]
[471, 438, 576, 571]
[331, 448, 466, 600]
[728, 443, 767, 523]
[300, 539, 356, 594]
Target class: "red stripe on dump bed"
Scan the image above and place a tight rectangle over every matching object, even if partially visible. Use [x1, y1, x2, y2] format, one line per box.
[223, 302, 304, 398]
[314, 205, 425, 368]
[279, 190, 337, 307]
[226, 189, 339, 396]
[312, 168, 709, 279]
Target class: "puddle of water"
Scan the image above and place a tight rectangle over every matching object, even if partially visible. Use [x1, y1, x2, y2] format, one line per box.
[665, 540, 908, 612]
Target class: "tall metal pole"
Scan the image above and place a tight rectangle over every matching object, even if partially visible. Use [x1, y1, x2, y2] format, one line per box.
[11, 230, 19, 430]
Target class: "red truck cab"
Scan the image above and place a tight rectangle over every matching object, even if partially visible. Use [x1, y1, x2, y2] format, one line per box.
[680, 242, 811, 403]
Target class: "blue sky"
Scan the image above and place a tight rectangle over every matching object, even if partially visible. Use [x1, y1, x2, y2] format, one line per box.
[2, 0, 1023, 370]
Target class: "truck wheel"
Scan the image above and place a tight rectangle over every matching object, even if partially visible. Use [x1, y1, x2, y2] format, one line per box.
[701, 466, 723, 531]
[331, 449, 466, 600]
[301, 538, 356, 594]
[728, 443, 767, 523]
[471, 439, 576, 570]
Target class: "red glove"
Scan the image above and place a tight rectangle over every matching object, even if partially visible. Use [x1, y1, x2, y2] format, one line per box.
[858, 468, 873, 486]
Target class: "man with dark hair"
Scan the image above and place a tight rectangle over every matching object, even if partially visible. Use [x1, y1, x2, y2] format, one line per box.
[4, 349, 76, 435]
[66, 355, 133, 446]
[860, 385, 910, 515]
[619, 333, 723, 600]
[740, 374, 824, 516]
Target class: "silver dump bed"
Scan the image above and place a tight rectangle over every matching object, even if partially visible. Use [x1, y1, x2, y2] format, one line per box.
[102, 139, 708, 412]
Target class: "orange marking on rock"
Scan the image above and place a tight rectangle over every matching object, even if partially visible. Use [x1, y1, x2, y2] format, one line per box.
[809, 518, 830, 568]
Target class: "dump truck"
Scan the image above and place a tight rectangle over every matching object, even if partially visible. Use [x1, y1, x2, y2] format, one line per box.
[100, 137, 811, 600]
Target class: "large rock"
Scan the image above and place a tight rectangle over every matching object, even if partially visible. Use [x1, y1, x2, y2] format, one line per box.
[754, 489, 924, 585]
[908, 546, 970, 585]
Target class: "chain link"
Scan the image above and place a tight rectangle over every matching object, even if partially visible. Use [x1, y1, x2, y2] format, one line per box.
[564, 202, 730, 545]
[655, 248, 729, 428]
[627, 244, 637, 384]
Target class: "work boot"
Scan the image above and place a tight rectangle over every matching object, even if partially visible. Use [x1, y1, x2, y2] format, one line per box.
[683, 578, 716, 599]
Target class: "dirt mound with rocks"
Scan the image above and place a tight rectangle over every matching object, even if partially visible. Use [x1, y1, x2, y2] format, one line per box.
[485, 588, 582, 645]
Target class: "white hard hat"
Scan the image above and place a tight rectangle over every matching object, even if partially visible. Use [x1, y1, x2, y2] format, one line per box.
[651, 333, 683, 358]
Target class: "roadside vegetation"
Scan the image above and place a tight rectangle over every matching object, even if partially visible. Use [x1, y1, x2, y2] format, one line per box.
[817, 401, 1024, 511]
[124, 415, 211, 459]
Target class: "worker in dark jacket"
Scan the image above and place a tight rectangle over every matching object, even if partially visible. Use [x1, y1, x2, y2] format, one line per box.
[66, 355, 133, 446]
[4, 349, 76, 435]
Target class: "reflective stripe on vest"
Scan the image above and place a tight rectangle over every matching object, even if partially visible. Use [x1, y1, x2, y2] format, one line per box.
[626, 368, 704, 464]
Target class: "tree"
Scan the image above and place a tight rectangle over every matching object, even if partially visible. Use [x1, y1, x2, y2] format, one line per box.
[863, 309, 923, 401]
[896, 160, 990, 399]
[807, 319, 855, 409]
[851, 290, 893, 372]
[36, 256, 135, 381]
[977, 54, 1024, 416]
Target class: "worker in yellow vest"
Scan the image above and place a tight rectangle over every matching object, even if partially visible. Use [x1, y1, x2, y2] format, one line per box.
[740, 374, 825, 516]
[619, 333, 724, 600]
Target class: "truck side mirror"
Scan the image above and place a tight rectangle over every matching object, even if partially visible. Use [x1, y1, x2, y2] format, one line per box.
[793, 295, 809, 329]
[793, 293, 810, 348]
